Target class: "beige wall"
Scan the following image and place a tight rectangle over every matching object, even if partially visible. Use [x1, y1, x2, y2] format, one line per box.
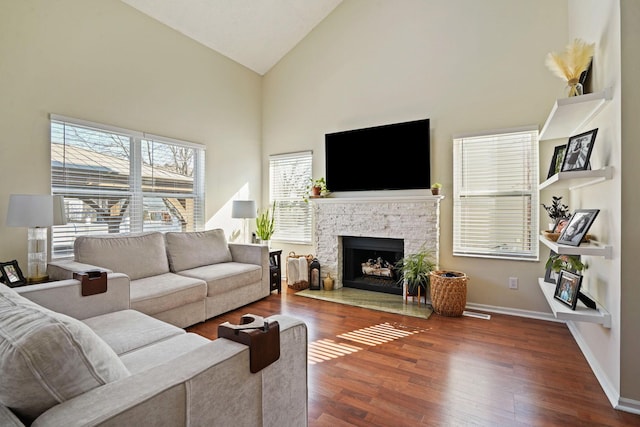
[0, 0, 263, 265]
[263, 0, 568, 313]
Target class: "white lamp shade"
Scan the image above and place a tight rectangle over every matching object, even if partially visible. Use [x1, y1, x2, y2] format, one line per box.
[6, 194, 54, 227]
[52, 195, 67, 226]
[232, 200, 257, 219]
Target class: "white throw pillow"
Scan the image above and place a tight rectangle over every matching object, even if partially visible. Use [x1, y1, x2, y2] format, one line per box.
[0, 285, 130, 423]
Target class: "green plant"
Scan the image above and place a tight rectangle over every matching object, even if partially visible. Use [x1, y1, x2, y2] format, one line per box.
[546, 253, 586, 273]
[255, 201, 276, 241]
[431, 182, 442, 189]
[395, 248, 437, 295]
[542, 196, 570, 221]
[303, 177, 329, 202]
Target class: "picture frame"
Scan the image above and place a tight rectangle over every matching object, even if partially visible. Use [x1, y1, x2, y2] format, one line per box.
[554, 269, 583, 310]
[560, 128, 598, 172]
[552, 217, 569, 233]
[547, 144, 567, 178]
[0, 260, 27, 287]
[544, 250, 582, 284]
[557, 209, 600, 246]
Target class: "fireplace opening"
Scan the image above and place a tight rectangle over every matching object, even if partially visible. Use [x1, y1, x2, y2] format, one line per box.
[342, 236, 404, 295]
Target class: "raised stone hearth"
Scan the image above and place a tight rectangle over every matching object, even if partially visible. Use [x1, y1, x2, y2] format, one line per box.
[312, 195, 442, 290]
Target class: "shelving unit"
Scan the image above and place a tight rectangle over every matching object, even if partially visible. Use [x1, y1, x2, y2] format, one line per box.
[539, 88, 612, 141]
[539, 235, 613, 259]
[539, 166, 613, 191]
[538, 90, 614, 327]
[538, 279, 611, 328]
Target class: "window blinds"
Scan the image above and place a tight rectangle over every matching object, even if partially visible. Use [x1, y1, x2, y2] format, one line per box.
[269, 151, 312, 244]
[453, 127, 539, 260]
[50, 115, 204, 258]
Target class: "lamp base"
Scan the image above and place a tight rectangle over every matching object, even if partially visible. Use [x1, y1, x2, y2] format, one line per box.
[27, 275, 49, 285]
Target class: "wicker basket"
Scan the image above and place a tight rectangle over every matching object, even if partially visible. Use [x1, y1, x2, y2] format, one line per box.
[429, 270, 468, 317]
[286, 252, 314, 290]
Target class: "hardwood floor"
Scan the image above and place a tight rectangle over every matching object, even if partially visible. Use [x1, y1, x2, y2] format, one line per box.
[188, 287, 640, 426]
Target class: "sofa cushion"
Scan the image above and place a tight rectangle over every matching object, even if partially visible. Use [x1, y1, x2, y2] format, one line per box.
[0, 285, 130, 423]
[120, 333, 210, 374]
[178, 262, 263, 297]
[129, 273, 207, 316]
[165, 229, 232, 272]
[75, 232, 170, 281]
[82, 309, 186, 356]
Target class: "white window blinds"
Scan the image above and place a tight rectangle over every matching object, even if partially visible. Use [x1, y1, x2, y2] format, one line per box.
[453, 127, 539, 260]
[50, 115, 205, 258]
[269, 151, 312, 244]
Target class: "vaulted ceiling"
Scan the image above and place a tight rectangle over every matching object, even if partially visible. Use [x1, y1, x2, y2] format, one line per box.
[121, 0, 343, 75]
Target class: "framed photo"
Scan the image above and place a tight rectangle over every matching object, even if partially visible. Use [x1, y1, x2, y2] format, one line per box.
[552, 217, 569, 233]
[547, 144, 567, 178]
[561, 128, 598, 172]
[557, 209, 599, 246]
[554, 270, 583, 310]
[0, 260, 26, 287]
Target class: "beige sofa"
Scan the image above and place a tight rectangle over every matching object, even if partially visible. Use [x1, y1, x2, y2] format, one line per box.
[48, 229, 270, 328]
[0, 278, 308, 426]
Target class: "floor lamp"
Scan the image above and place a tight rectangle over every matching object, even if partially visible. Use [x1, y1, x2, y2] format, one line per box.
[6, 194, 67, 284]
[232, 200, 257, 244]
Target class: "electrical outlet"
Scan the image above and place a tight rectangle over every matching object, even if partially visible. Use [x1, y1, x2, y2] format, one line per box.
[508, 277, 518, 289]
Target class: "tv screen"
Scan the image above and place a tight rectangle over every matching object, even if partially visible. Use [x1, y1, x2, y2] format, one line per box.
[325, 118, 430, 193]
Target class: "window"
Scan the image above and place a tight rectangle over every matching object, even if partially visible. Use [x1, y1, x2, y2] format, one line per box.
[50, 114, 205, 258]
[269, 151, 312, 244]
[453, 126, 539, 260]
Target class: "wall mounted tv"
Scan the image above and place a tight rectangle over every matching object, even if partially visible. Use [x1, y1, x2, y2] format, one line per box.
[325, 118, 430, 193]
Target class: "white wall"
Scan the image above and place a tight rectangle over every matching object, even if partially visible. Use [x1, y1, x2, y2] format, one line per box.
[0, 0, 263, 265]
[263, 0, 568, 313]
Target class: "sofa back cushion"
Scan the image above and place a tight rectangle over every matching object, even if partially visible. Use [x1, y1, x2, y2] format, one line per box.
[75, 232, 170, 280]
[165, 229, 232, 272]
[0, 285, 130, 423]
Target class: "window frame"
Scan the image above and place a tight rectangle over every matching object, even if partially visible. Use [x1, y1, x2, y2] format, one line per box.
[50, 114, 205, 259]
[452, 126, 539, 261]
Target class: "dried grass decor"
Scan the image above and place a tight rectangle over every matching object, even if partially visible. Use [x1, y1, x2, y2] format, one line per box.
[545, 38, 595, 97]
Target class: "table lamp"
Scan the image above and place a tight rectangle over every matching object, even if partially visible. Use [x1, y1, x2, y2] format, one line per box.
[232, 200, 257, 244]
[6, 194, 67, 283]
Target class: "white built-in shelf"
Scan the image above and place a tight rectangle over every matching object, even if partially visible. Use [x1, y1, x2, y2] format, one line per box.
[539, 166, 614, 191]
[539, 235, 613, 259]
[539, 88, 613, 141]
[538, 279, 611, 328]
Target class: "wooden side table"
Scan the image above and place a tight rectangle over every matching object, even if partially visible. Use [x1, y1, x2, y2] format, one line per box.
[269, 249, 282, 294]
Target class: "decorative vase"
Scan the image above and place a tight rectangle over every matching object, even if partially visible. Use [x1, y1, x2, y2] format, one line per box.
[566, 78, 583, 97]
[323, 273, 334, 291]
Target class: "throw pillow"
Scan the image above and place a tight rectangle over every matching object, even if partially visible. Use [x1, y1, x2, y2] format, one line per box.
[165, 229, 233, 272]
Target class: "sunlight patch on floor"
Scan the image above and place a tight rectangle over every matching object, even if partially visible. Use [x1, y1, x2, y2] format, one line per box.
[308, 322, 426, 365]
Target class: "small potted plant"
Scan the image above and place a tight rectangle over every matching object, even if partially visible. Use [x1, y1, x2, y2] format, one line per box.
[546, 252, 585, 274]
[255, 201, 276, 246]
[431, 182, 442, 195]
[542, 196, 570, 231]
[304, 177, 329, 202]
[395, 248, 436, 301]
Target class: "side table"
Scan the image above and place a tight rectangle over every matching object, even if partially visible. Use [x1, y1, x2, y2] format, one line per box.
[269, 249, 282, 294]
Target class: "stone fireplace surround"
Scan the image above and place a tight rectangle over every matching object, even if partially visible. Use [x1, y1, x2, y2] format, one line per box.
[312, 195, 443, 290]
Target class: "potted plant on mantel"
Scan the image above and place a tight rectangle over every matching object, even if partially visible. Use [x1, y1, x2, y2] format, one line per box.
[395, 248, 436, 303]
[255, 201, 275, 246]
[431, 182, 442, 195]
[303, 177, 329, 202]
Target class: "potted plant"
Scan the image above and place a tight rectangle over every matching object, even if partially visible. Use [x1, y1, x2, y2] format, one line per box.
[542, 196, 570, 230]
[304, 177, 329, 202]
[546, 252, 585, 274]
[255, 201, 276, 245]
[395, 248, 436, 299]
[431, 182, 442, 195]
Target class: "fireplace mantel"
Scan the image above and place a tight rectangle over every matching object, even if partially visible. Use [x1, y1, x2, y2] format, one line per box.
[312, 195, 443, 290]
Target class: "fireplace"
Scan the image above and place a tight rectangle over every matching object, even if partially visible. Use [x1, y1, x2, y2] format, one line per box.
[342, 236, 404, 295]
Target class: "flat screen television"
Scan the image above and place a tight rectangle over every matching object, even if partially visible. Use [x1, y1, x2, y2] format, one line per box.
[325, 118, 430, 193]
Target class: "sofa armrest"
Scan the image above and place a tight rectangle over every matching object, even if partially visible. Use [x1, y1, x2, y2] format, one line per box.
[229, 243, 270, 290]
[0, 405, 24, 427]
[15, 273, 130, 320]
[32, 315, 308, 427]
[48, 259, 113, 281]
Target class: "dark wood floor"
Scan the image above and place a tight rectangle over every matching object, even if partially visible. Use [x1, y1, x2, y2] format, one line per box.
[188, 286, 640, 427]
